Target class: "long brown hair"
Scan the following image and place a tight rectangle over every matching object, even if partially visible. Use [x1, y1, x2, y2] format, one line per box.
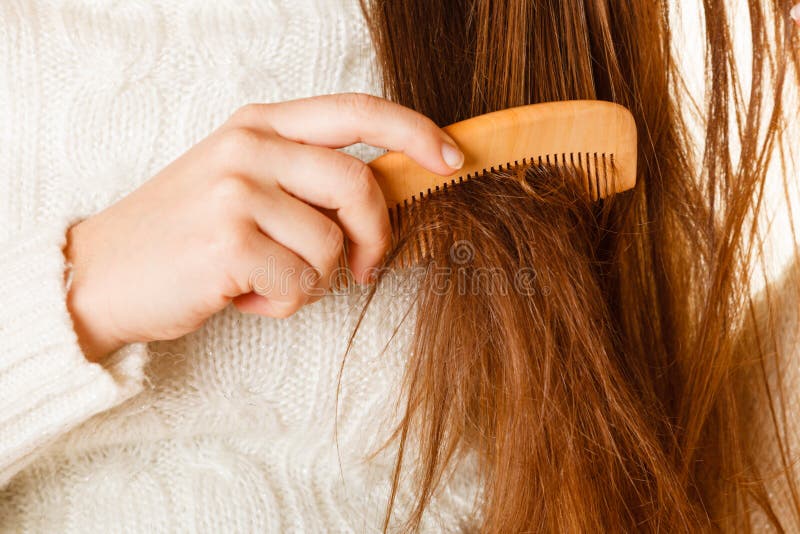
[343, 0, 800, 531]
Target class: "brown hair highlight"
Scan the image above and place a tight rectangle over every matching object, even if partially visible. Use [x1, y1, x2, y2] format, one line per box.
[341, 0, 800, 531]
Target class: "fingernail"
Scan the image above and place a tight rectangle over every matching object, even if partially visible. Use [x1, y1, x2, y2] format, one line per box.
[441, 141, 464, 170]
[791, 3, 800, 23]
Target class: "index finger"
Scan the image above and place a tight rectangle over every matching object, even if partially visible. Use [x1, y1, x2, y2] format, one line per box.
[227, 93, 465, 176]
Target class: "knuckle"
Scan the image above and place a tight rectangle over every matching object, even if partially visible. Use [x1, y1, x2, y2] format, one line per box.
[336, 92, 380, 117]
[375, 224, 393, 252]
[208, 213, 245, 250]
[268, 299, 301, 319]
[320, 220, 345, 267]
[410, 114, 437, 139]
[212, 127, 262, 164]
[231, 103, 266, 125]
[343, 158, 374, 199]
[334, 92, 363, 110]
[270, 282, 309, 317]
[209, 223, 251, 262]
[402, 114, 440, 153]
[208, 174, 255, 206]
[287, 287, 309, 311]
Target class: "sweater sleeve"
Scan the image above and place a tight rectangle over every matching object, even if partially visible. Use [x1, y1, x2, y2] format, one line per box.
[0, 216, 150, 487]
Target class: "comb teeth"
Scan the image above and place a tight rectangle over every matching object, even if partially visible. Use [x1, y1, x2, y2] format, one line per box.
[386, 151, 615, 250]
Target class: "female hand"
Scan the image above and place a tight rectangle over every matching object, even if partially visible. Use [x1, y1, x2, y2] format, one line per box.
[64, 93, 465, 362]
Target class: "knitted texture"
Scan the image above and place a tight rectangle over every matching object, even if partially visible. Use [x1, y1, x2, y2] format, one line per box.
[0, 1, 797, 533]
[0, 0, 480, 531]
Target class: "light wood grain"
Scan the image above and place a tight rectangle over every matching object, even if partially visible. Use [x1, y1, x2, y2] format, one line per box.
[367, 100, 637, 206]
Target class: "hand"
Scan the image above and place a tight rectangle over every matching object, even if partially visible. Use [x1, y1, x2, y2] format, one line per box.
[64, 93, 465, 362]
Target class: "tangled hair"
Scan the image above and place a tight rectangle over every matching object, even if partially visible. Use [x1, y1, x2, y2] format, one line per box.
[340, 0, 800, 531]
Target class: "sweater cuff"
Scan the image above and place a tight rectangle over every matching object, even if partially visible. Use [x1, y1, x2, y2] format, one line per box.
[0, 217, 150, 485]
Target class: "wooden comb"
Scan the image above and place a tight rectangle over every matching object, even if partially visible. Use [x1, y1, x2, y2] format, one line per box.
[335, 100, 637, 284]
[369, 100, 637, 215]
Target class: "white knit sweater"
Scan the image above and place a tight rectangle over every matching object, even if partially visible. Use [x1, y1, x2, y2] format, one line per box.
[0, 1, 480, 531]
[0, 1, 797, 533]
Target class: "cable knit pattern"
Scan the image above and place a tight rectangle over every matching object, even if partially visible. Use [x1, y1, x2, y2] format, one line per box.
[0, 214, 149, 487]
[0, 1, 797, 532]
[0, 0, 480, 531]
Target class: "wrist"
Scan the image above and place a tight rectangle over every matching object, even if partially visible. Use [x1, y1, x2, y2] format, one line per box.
[64, 222, 126, 363]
